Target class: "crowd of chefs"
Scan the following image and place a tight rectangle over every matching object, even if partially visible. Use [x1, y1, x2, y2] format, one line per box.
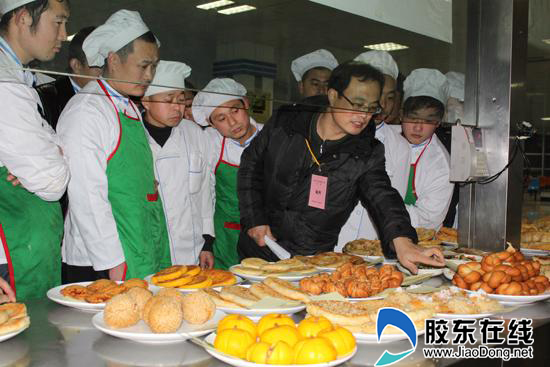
[0, 1, 465, 302]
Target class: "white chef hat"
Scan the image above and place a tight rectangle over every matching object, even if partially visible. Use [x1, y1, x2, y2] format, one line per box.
[291, 49, 338, 82]
[403, 68, 449, 105]
[445, 71, 465, 101]
[144, 60, 191, 97]
[354, 50, 399, 80]
[83, 9, 160, 68]
[0, 0, 34, 15]
[192, 78, 247, 127]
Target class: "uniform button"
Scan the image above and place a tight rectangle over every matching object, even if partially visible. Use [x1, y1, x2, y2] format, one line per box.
[333, 154, 337, 159]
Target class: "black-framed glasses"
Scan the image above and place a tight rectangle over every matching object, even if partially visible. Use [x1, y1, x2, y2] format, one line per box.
[340, 94, 382, 114]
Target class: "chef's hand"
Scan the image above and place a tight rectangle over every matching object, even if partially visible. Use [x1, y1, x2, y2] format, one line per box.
[393, 237, 445, 275]
[109, 262, 126, 281]
[0, 277, 15, 303]
[199, 251, 214, 269]
[6, 173, 21, 187]
[247, 225, 276, 247]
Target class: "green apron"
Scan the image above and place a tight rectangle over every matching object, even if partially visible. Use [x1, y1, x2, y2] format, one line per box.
[0, 166, 62, 300]
[213, 137, 241, 270]
[404, 137, 432, 206]
[404, 165, 417, 205]
[100, 81, 171, 279]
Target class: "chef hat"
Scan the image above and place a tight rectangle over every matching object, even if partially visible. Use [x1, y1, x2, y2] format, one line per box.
[83, 9, 160, 68]
[0, 0, 34, 15]
[445, 71, 465, 101]
[403, 68, 449, 105]
[192, 78, 247, 126]
[144, 60, 191, 97]
[291, 49, 338, 82]
[354, 50, 399, 80]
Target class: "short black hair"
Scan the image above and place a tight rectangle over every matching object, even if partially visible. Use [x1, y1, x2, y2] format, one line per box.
[68, 25, 95, 70]
[301, 66, 331, 82]
[184, 79, 197, 97]
[0, 0, 68, 34]
[403, 95, 445, 119]
[328, 60, 385, 97]
[116, 31, 156, 63]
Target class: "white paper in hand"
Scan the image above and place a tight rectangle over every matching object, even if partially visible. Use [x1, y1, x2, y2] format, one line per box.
[264, 236, 291, 260]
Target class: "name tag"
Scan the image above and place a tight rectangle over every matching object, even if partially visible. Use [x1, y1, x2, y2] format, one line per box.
[308, 174, 328, 210]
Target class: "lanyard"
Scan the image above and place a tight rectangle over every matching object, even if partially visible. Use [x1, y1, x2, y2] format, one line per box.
[305, 138, 321, 169]
[411, 136, 432, 167]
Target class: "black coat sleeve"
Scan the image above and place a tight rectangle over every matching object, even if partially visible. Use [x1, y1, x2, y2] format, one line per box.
[237, 122, 274, 231]
[357, 141, 418, 257]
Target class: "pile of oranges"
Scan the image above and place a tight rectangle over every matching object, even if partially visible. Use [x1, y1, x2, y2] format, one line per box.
[213, 313, 356, 364]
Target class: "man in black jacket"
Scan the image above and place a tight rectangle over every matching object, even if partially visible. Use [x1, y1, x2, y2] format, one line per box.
[237, 61, 445, 274]
[36, 26, 100, 129]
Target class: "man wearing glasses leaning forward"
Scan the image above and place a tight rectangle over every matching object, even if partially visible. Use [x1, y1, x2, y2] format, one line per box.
[400, 68, 454, 230]
[237, 61, 445, 275]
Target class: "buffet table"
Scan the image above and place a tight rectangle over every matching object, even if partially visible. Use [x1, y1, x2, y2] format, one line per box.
[1, 293, 549, 367]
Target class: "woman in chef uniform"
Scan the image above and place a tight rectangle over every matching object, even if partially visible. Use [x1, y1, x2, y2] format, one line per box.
[192, 79, 262, 270]
[57, 10, 171, 282]
[400, 68, 454, 229]
[141, 61, 215, 268]
[0, 0, 70, 299]
[337, 51, 410, 249]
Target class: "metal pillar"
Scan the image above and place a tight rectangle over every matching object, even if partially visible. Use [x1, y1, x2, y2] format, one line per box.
[458, 0, 528, 251]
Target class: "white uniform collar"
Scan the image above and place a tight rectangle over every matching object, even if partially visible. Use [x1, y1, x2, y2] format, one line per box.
[409, 137, 432, 163]
[101, 80, 130, 112]
[69, 77, 81, 94]
[376, 121, 386, 131]
[228, 119, 259, 148]
[0, 36, 35, 87]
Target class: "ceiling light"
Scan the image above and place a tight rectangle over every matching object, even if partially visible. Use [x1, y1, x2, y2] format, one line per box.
[197, 0, 234, 10]
[363, 42, 409, 51]
[65, 33, 75, 42]
[542, 39, 550, 45]
[541, 117, 550, 121]
[218, 5, 256, 15]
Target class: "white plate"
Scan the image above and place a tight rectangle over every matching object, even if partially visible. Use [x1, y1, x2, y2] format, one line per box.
[443, 268, 455, 281]
[441, 241, 459, 248]
[47, 282, 107, 312]
[353, 329, 426, 344]
[215, 285, 306, 317]
[520, 248, 550, 257]
[229, 265, 320, 282]
[92, 309, 225, 344]
[47, 281, 160, 312]
[396, 264, 444, 277]
[346, 295, 385, 302]
[464, 289, 550, 305]
[0, 324, 28, 343]
[435, 312, 495, 319]
[145, 274, 244, 293]
[203, 333, 357, 367]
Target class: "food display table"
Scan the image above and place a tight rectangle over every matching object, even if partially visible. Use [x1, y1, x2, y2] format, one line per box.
[1, 292, 549, 367]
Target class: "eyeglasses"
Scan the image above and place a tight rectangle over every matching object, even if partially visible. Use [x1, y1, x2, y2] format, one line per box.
[340, 94, 382, 114]
[401, 117, 441, 126]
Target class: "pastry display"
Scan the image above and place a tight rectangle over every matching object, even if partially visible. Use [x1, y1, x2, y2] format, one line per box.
[233, 257, 317, 276]
[199, 277, 310, 309]
[103, 289, 216, 332]
[521, 217, 550, 250]
[60, 278, 147, 304]
[213, 313, 355, 363]
[436, 227, 458, 243]
[429, 287, 503, 314]
[150, 265, 237, 289]
[533, 256, 550, 279]
[451, 246, 550, 295]
[0, 303, 30, 336]
[296, 252, 365, 268]
[416, 228, 436, 242]
[299, 263, 404, 298]
[342, 239, 383, 257]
